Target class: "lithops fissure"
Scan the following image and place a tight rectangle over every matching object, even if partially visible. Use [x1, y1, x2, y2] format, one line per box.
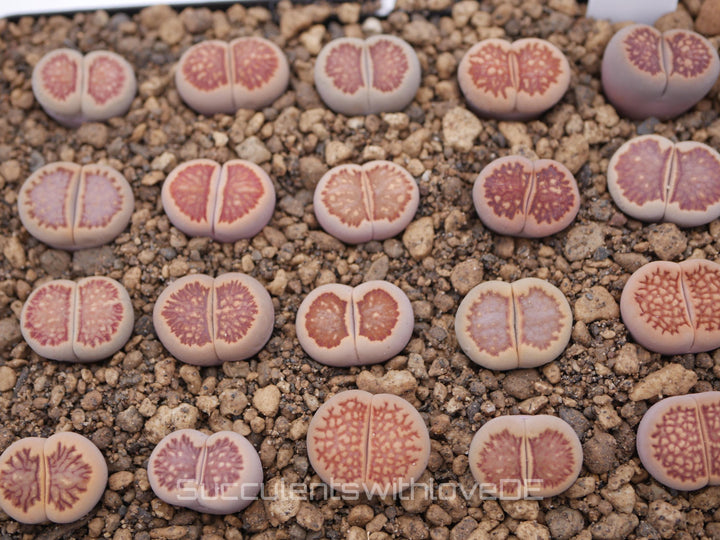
[296, 280, 414, 366]
[637, 391, 720, 491]
[458, 38, 570, 120]
[306, 390, 430, 495]
[608, 135, 720, 227]
[620, 259, 720, 355]
[314, 35, 421, 115]
[602, 24, 720, 120]
[469, 415, 583, 499]
[455, 278, 572, 370]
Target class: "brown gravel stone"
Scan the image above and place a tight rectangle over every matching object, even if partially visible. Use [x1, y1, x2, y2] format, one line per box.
[545, 507, 584, 540]
[647, 223, 687, 260]
[573, 286, 619, 323]
[696, 0, 720, 34]
[629, 363, 698, 401]
[583, 432, 618, 474]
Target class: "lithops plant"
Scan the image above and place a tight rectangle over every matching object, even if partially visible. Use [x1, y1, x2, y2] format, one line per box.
[607, 135, 720, 227]
[32, 48, 136, 127]
[620, 259, 720, 355]
[175, 37, 289, 115]
[458, 38, 570, 120]
[307, 390, 430, 495]
[602, 24, 720, 119]
[469, 415, 582, 499]
[473, 156, 580, 237]
[18, 162, 134, 250]
[153, 272, 274, 366]
[314, 35, 421, 115]
[313, 160, 419, 243]
[296, 280, 413, 366]
[21, 277, 133, 362]
[147, 429, 262, 513]
[455, 278, 572, 371]
[637, 391, 720, 491]
[162, 159, 275, 242]
[0, 432, 107, 524]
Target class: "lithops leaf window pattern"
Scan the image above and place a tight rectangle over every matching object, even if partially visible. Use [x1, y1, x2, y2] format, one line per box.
[637, 392, 720, 490]
[620, 260, 720, 354]
[296, 281, 413, 366]
[314, 161, 419, 244]
[307, 391, 430, 495]
[469, 416, 582, 499]
[153, 273, 274, 366]
[0, 433, 107, 524]
[473, 156, 579, 237]
[608, 135, 720, 226]
[148, 429, 262, 514]
[456, 278, 572, 370]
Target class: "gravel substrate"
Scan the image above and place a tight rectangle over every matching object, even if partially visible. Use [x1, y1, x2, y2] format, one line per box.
[2, 0, 720, 538]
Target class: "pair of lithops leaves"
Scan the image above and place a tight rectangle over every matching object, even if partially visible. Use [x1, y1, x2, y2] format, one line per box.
[313, 160, 419, 244]
[148, 429, 262, 513]
[315, 35, 421, 116]
[602, 24, 720, 120]
[469, 415, 582, 499]
[32, 48, 136, 127]
[153, 272, 274, 366]
[455, 278, 572, 371]
[608, 135, 720, 227]
[621, 259, 720, 355]
[162, 159, 275, 242]
[21, 277, 133, 362]
[458, 38, 571, 120]
[296, 280, 413, 366]
[18, 162, 134, 250]
[637, 391, 720, 491]
[175, 37, 289, 115]
[0, 433, 107, 524]
[307, 390, 430, 495]
[473, 156, 580, 237]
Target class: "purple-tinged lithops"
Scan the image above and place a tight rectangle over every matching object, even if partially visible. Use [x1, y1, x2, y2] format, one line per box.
[314, 35, 421, 116]
[21, 277, 133, 363]
[148, 429, 262, 513]
[602, 24, 720, 120]
[469, 415, 582, 499]
[637, 391, 720, 491]
[620, 259, 720, 355]
[458, 38, 570, 120]
[313, 160, 419, 244]
[18, 162, 134, 251]
[455, 278, 572, 371]
[307, 390, 430, 495]
[473, 156, 580, 237]
[607, 135, 720, 227]
[32, 48, 136, 127]
[0, 432, 107, 524]
[175, 37, 289, 115]
[162, 159, 275, 242]
[296, 280, 413, 366]
[153, 272, 274, 366]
